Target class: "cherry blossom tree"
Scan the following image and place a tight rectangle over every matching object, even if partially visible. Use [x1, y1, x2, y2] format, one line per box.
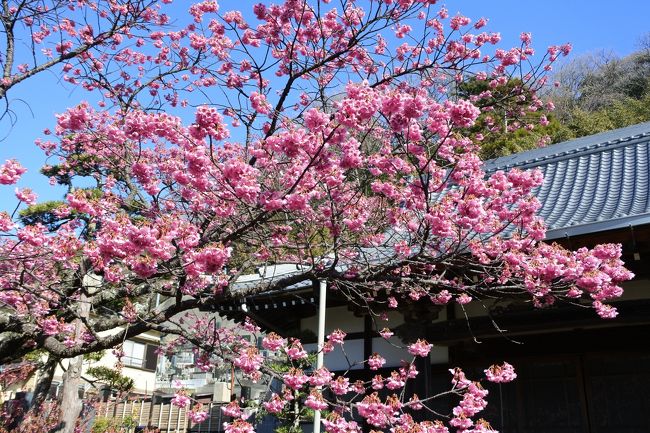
[0, 0, 188, 128]
[0, 1, 633, 432]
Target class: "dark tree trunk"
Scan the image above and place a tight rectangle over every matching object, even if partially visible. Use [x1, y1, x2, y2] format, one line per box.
[55, 293, 90, 433]
[31, 355, 59, 409]
[56, 356, 84, 433]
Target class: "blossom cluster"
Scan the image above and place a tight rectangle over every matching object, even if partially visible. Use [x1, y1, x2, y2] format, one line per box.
[0, 160, 26, 185]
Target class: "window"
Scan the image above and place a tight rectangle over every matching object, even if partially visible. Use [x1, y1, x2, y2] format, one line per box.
[122, 340, 145, 368]
[122, 340, 159, 371]
[48, 382, 60, 399]
[144, 344, 158, 371]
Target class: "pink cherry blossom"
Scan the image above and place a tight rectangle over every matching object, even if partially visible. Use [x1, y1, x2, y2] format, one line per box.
[171, 391, 191, 409]
[15, 188, 37, 205]
[329, 376, 350, 395]
[408, 394, 423, 411]
[285, 339, 308, 360]
[0, 212, 15, 231]
[224, 419, 255, 433]
[283, 368, 309, 390]
[408, 339, 433, 357]
[262, 332, 287, 351]
[188, 405, 209, 423]
[250, 91, 271, 114]
[0, 160, 26, 185]
[263, 394, 285, 414]
[322, 413, 361, 433]
[222, 401, 243, 418]
[484, 362, 517, 383]
[305, 391, 328, 411]
[371, 375, 384, 390]
[309, 367, 333, 386]
[0, 2, 635, 431]
[368, 353, 386, 370]
[356, 393, 392, 427]
[39, 317, 62, 336]
[385, 371, 406, 390]
[327, 329, 346, 345]
[233, 347, 263, 376]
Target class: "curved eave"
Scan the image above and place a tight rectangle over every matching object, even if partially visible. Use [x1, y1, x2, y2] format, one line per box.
[546, 213, 650, 240]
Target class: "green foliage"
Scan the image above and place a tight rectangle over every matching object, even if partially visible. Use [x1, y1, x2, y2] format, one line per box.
[83, 350, 106, 363]
[457, 77, 561, 159]
[86, 366, 134, 393]
[40, 165, 72, 187]
[561, 93, 650, 138]
[267, 351, 316, 374]
[40, 152, 105, 189]
[122, 416, 137, 430]
[90, 418, 114, 433]
[458, 51, 650, 158]
[18, 189, 100, 229]
[275, 424, 306, 433]
[18, 201, 68, 228]
[23, 349, 47, 363]
[477, 115, 572, 159]
[549, 47, 650, 142]
[91, 416, 137, 433]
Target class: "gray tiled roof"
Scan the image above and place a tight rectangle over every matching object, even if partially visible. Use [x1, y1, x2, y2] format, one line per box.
[484, 122, 650, 240]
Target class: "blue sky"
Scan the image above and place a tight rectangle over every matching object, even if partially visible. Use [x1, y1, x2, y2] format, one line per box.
[457, 1, 649, 58]
[1, 0, 649, 209]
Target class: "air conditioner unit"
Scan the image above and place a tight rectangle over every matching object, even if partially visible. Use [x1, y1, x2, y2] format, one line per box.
[212, 382, 231, 403]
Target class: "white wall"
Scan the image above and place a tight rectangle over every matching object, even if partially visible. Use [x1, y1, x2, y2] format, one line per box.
[300, 305, 364, 334]
[304, 336, 448, 371]
[300, 304, 450, 371]
[52, 330, 160, 395]
[304, 340, 365, 371]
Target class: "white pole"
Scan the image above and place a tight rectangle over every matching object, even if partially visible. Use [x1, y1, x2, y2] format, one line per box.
[313, 279, 327, 433]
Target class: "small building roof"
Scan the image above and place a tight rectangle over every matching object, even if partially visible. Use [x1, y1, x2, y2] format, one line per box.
[484, 122, 650, 240]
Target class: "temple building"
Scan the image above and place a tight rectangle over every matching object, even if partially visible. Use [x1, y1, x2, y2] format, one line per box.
[219, 122, 650, 433]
